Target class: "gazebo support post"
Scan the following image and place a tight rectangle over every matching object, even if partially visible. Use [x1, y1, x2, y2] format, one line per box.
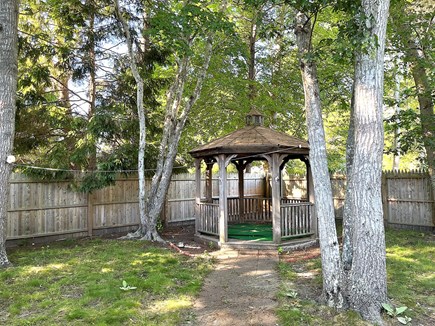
[234, 160, 251, 223]
[305, 159, 318, 237]
[216, 154, 237, 244]
[194, 158, 202, 235]
[237, 163, 244, 223]
[268, 153, 282, 244]
[205, 160, 214, 202]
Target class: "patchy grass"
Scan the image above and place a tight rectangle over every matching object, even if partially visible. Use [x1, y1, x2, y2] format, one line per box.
[385, 229, 435, 322]
[278, 228, 435, 325]
[0, 238, 213, 325]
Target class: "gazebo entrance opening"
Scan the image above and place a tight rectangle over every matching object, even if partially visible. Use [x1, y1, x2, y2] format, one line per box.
[190, 110, 317, 248]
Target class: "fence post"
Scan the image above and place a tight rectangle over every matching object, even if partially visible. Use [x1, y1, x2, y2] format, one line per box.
[381, 172, 389, 226]
[87, 192, 94, 237]
[430, 174, 435, 228]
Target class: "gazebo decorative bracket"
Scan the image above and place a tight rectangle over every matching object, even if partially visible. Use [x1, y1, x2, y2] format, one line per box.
[213, 154, 237, 168]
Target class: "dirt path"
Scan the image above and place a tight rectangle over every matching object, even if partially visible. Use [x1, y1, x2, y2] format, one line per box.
[190, 249, 280, 326]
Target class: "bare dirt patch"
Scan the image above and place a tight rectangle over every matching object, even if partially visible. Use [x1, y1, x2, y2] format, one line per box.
[188, 251, 280, 326]
[161, 224, 214, 256]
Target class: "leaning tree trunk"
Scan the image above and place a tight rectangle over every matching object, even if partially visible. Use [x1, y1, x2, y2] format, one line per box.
[115, 0, 215, 241]
[0, 0, 19, 268]
[343, 0, 390, 323]
[142, 37, 214, 241]
[295, 12, 344, 308]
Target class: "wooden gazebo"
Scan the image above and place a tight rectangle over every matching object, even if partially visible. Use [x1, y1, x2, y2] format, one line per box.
[189, 110, 317, 248]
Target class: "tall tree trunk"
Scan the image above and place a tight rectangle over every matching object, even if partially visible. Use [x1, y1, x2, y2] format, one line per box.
[143, 37, 214, 241]
[392, 71, 401, 170]
[343, 0, 390, 323]
[248, 12, 257, 104]
[406, 38, 435, 223]
[87, 4, 97, 171]
[115, 1, 216, 241]
[114, 0, 148, 240]
[295, 12, 344, 308]
[0, 0, 19, 268]
[342, 85, 355, 272]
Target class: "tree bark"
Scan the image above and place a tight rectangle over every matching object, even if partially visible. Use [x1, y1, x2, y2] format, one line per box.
[406, 37, 435, 223]
[392, 71, 401, 170]
[115, 1, 215, 241]
[0, 0, 19, 268]
[295, 12, 344, 308]
[143, 37, 214, 241]
[343, 1, 390, 323]
[114, 0, 149, 240]
[87, 3, 97, 171]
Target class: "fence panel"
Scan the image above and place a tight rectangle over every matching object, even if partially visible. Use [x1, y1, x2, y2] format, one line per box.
[385, 171, 434, 228]
[93, 178, 140, 230]
[8, 174, 88, 239]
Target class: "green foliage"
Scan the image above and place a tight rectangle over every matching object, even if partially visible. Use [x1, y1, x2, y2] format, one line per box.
[119, 280, 137, 291]
[384, 109, 425, 155]
[382, 303, 412, 324]
[14, 0, 431, 184]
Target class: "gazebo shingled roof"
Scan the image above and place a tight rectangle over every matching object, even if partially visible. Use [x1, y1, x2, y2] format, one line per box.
[189, 125, 309, 158]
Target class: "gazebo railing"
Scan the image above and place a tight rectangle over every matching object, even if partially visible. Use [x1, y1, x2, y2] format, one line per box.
[228, 197, 272, 222]
[197, 197, 314, 239]
[280, 201, 313, 238]
[197, 202, 219, 235]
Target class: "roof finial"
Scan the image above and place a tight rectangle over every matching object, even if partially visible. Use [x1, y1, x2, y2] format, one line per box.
[246, 108, 264, 126]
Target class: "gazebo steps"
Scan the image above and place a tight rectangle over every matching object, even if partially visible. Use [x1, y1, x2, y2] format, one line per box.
[194, 233, 318, 251]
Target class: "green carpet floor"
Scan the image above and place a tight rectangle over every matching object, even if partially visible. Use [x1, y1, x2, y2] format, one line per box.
[228, 223, 273, 241]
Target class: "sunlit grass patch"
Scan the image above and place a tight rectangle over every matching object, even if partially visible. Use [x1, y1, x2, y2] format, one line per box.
[0, 238, 213, 325]
[278, 228, 435, 325]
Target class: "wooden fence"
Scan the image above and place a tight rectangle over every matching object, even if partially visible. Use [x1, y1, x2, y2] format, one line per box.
[5, 173, 264, 243]
[5, 170, 434, 244]
[282, 171, 434, 231]
[382, 170, 434, 230]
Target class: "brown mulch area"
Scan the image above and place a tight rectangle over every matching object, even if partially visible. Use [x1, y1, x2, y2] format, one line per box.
[161, 224, 214, 256]
[283, 246, 321, 262]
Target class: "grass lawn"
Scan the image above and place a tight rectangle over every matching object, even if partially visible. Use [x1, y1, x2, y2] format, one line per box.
[0, 238, 213, 325]
[277, 228, 435, 325]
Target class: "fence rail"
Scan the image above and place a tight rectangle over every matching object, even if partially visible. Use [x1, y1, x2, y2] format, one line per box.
[6, 170, 434, 243]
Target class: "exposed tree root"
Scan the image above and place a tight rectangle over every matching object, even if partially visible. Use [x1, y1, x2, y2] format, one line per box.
[119, 228, 165, 243]
[139, 231, 165, 243]
[359, 304, 383, 326]
[0, 261, 12, 269]
[118, 229, 143, 240]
